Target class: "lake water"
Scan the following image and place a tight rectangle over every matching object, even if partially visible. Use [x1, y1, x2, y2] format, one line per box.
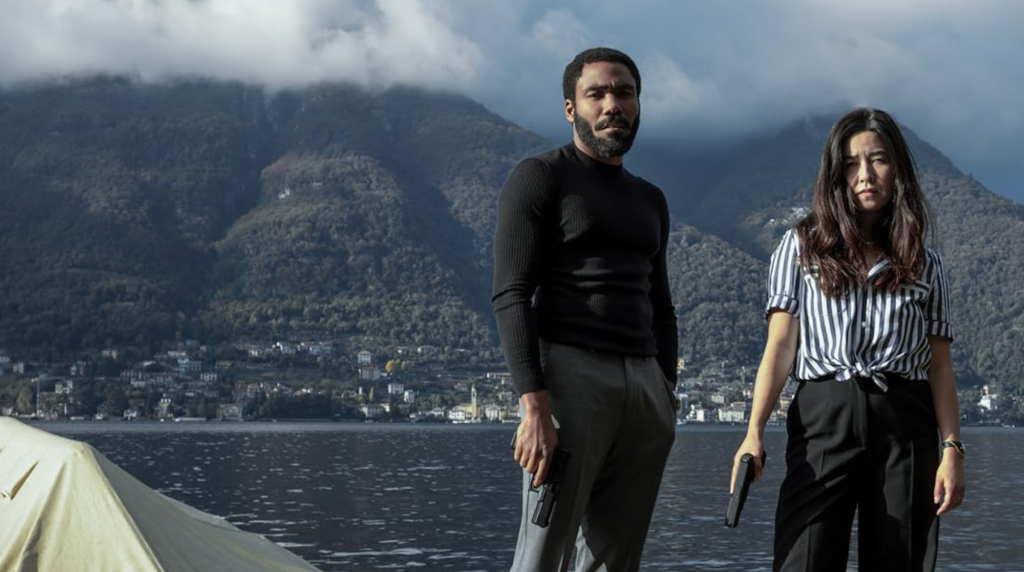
[36, 423, 1023, 572]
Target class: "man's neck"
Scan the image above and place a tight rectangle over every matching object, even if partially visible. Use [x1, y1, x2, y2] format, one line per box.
[572, 135, 624, 166]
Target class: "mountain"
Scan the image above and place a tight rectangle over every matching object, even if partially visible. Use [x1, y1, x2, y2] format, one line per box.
[665, 226, 766, 370]
[0, 77, 260, 356]
[203, 85, 548, 354]
[0, 79, 1021, 390]
[0, 78, 550, 360]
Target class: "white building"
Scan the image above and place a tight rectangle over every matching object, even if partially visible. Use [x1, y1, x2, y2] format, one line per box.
[361, 404, 385, 419]
[485, 372, 513, 385]
[274, 342, 297, 355]
[359, 367, 381, 381]
[484, 405, 505, 422]
[178, 359, 202, 376]
[248, 347, 269, 358]
[219, 404, 244, 421]
[305, 342, 333, 356]
[357, 350, 372, 365]
[718, 402, 749, 424]
[687, 405, 709, 423]
[979, 385, 999, 411]
[426, 408, 447, 420]
[388, 382, 405, 395]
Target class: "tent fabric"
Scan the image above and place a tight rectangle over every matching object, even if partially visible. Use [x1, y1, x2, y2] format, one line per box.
[0, 418, 322, 572]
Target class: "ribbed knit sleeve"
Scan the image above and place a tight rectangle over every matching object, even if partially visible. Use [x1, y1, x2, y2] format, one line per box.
[650, 195, 678, 383]
[492, 158, 556, 395]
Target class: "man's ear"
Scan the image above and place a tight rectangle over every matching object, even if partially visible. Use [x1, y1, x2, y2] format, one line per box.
[564, 99, 575, 124]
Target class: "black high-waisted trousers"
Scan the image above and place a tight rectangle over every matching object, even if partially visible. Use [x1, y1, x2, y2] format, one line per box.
[774, 375, 940, 572]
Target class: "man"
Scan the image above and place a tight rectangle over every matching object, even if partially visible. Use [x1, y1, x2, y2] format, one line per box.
[492, 47, 679, 572]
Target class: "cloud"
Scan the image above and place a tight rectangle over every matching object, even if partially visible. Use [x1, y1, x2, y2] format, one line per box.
[456, 0, 1024, 201]
[0, 0, 482, 90]
[528, 10, 592, 59]
[639, 53, 719, 125]
[0, 0, 1021, 201]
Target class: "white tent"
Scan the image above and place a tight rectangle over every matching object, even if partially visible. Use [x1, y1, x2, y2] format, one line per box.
[0, 418, 322, 572]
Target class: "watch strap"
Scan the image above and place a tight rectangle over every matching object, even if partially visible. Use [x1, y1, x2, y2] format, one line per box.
[941, 440, 966, 457]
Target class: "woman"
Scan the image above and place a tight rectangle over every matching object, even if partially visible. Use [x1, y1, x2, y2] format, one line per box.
[732, 108, 965, 572]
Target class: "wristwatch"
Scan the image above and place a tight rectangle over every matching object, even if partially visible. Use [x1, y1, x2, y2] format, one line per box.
[941, 440, 966, 458]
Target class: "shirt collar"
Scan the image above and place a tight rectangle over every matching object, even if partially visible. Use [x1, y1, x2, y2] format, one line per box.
[866, 256, 890, 280]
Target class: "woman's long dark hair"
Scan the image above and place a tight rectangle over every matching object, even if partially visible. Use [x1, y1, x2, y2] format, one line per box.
[796, 108, 931, 297]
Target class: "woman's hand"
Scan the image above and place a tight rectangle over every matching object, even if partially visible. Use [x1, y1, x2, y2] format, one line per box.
[926, 336, 965, 516]
[731, 310, 797, 493]
[934, 451, 965, 515]
[731, 434, 766, 493]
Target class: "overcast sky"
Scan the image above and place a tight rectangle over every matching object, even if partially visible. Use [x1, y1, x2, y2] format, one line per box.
[2, 0, 1022, 203]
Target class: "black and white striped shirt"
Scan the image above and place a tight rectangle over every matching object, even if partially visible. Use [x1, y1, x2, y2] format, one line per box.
[767, 229, 953, 390]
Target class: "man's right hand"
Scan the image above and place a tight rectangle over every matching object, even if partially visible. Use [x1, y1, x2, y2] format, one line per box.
[515, 390, 559, 488]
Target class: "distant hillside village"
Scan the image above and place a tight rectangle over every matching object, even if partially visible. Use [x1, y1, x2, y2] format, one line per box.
[0, 343, 1016, 426]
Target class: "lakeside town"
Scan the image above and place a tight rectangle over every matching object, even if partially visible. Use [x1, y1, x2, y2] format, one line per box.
[0, 341, 1016, 426]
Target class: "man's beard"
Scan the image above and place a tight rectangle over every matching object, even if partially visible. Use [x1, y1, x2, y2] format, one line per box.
[574, 112, 640, 159]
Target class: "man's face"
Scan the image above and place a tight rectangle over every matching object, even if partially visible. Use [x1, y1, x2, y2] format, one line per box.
[565, 61, 640, 162]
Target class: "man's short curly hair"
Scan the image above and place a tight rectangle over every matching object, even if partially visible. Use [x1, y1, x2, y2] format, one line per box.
[562, 47, 641, 102]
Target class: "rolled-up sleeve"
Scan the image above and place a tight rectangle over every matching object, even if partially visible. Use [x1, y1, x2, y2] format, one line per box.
[765, 229, 802, 319]
[924, 249, 954, 340]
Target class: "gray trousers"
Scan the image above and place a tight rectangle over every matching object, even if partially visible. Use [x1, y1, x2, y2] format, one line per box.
[510, 342, 678, 572]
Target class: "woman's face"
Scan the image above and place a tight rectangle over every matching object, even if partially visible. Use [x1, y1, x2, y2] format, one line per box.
[843, 130, 894, 215]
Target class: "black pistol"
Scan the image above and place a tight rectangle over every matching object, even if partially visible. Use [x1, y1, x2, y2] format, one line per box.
[725, 452, 765, 528]
[532, 447, 571, 528]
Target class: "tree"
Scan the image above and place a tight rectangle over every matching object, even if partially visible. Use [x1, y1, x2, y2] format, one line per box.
[103, 386, 129, 416]
[16, 386, 35, 414]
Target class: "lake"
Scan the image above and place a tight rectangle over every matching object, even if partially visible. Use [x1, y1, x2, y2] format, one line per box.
[35, 423, 1023, 572]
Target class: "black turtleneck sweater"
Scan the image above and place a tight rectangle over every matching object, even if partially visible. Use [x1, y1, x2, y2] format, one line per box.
[492, 143, 678, 396]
